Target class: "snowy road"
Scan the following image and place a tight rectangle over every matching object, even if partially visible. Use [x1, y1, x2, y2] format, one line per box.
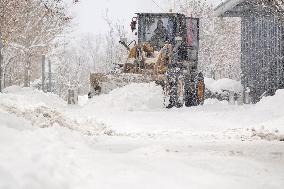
[0, 84, 284, 189]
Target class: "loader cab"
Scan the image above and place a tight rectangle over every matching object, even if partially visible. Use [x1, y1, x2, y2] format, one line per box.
[133, 13, 199, 64]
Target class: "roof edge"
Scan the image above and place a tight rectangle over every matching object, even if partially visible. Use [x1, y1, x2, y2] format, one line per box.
[214, 0, 245, 17]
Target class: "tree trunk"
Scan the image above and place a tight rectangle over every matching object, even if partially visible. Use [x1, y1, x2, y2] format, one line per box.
[48, 59, 52, 92]
[24, 54, 31, 87]
[0, 53, 2, 93]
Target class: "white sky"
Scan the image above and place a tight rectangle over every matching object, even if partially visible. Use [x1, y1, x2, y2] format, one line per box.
[72, 0, 223, 35]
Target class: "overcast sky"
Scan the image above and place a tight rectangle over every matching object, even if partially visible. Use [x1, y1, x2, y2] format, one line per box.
[72, 0, 223, 35]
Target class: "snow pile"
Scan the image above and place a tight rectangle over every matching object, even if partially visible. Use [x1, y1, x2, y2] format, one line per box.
[3, 86, 66, 109]
[247, 89, 284, 135]
[87, 82, 164, 111]
[1, 104, 72, 128]
[0, 86, 115, 136]
[251, 127, 284, 141]
[256, 89, 284, 117]
[0, 115, 100, 189]
[205, 78, 243, 93]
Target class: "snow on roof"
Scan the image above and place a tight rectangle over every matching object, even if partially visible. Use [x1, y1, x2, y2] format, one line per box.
[214, 0, 245, 17]
[215, 0, 284, 17]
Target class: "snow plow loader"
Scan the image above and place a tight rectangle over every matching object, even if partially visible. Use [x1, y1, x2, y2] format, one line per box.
[89, 13, 204, 108]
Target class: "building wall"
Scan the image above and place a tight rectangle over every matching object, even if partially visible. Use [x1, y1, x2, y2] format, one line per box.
[211, 17, 241, 80]
[241, 15, 284, 103]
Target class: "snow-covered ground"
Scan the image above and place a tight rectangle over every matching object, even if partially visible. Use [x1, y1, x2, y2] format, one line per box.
[0, 83, 284, 189]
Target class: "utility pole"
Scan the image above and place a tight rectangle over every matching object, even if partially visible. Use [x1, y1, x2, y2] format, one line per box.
[42, 55, 45, 92]
[48, 59, 51, 92]
[0, 33, 3, 93]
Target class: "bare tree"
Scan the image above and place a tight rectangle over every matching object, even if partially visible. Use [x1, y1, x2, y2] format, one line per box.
[80, 34, 103, 72]
[102, 10, 128, 72]
[54, 43, 91, 97]
[175, 0, 241, 80]
[0, 0, 74, 88]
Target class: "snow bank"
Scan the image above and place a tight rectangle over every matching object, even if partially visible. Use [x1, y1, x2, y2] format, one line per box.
[2, 83, 284, 139]
[248, 89, 284, 134]
[0, 86, 115, 136]
[205, 78, 243, 93]
[86, 82, 164, 111]
[256, 89, 284, 115]
[3, 86, 66, 109]
[0, 113, 100, 189]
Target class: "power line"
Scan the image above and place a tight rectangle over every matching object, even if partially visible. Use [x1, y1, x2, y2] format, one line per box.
[151, 0, 166, 12]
